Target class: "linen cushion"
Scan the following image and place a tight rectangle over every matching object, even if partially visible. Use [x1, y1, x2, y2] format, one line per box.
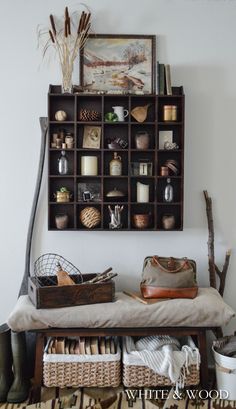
[7, 287, 235, 332]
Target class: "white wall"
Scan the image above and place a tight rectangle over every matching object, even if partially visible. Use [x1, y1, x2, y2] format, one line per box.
[0, 0, 235, 333]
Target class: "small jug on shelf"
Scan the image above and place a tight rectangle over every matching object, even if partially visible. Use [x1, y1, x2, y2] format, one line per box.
[112, 106, 129, 122]
[109, 152, 122, 176]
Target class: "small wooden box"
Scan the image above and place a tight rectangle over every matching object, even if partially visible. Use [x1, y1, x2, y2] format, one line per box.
[28, 274, 115, 309]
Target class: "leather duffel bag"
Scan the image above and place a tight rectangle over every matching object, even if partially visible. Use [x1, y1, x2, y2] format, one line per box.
[140, 256, 198, 299]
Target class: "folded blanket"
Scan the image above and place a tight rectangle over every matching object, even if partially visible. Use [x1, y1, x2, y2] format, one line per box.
[126, 336, 200, 386]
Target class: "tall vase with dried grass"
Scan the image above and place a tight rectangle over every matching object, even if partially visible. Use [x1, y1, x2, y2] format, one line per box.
[39, 7, 91, 93]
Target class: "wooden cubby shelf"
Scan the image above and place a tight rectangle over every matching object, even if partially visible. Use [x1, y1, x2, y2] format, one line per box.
[48, 85, 185, 231]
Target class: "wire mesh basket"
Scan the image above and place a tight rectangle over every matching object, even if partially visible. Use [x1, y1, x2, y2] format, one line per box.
[33, 253, 83, 287]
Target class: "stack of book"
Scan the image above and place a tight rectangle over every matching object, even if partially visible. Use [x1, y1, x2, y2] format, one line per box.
[156, 63, 172, 95]
[46, 336, 117, 355]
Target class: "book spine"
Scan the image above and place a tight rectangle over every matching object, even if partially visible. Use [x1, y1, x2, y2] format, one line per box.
[156, 61, 159, 94]
[165, 64, 172, 95]
[159, 64, 165, 95]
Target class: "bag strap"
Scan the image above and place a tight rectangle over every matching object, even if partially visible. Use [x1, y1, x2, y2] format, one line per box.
[152, 256, 190, 273]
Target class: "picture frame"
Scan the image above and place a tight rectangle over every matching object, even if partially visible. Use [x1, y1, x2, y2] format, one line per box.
[159, 130, 173, 149]
[80, 34, 156, 94]
[82, 126, 102, 149]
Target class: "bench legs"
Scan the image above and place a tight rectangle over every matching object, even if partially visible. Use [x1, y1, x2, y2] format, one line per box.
[197, 330, 209, 389]
[32, 333, 44, 403]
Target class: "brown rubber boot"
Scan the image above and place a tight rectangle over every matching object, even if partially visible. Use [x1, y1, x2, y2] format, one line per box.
[0, 324, 14, 402]
[7, 331, 30, 403]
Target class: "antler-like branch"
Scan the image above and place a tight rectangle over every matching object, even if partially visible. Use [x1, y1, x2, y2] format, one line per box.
[203, 190, 231, 296]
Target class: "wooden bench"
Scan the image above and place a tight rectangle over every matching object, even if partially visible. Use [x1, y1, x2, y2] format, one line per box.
[32, 325, 215, 403]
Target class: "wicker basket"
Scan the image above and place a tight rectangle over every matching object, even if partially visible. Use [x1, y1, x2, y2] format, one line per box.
[123, 336, 200, 387]
[43, 338, 121, 388]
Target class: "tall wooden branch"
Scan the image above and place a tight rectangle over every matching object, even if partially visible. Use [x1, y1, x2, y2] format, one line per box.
[203, 190, 216, 288]
[203, 190, 231, 297]
[217, 250, 231, 297]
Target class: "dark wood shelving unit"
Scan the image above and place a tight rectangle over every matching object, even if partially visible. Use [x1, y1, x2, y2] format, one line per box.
[48, 85, 185, 231]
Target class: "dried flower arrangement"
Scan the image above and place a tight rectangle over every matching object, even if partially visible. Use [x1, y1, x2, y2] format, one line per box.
[39, 6, 91, 93]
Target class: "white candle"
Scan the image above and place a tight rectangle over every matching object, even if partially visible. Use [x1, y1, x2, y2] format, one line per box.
[81, 156, 98, 176]
[137, 182, 149, 203]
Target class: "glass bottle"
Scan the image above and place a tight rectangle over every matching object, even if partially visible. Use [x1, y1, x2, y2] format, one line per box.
[58, 150, 69, 175]
[109, 152, 122, 176]
[164, 178, 173, 202]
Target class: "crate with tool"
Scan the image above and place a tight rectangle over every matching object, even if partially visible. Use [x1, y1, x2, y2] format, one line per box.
[28, 253, 117, 309]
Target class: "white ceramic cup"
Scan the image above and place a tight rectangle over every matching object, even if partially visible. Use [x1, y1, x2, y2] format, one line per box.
[112, 106, 129, 122]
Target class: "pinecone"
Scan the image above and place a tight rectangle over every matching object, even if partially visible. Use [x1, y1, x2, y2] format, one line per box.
[80, 108, 101, 121]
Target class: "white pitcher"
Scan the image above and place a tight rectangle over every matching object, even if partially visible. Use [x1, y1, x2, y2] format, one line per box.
[112, 106, 129, 122]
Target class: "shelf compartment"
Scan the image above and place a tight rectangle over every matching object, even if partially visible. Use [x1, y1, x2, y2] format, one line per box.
[77, 204, 102, 230]
[131, 204, 155, 230]
[49, 204, 75, 230]
[157, 151, 182, 176]
[49, 177, 75, 203]
[77, 96, 102, 122]
[49, 150, 74, 176]
[77, 124, 102, 149]
[104, 177, 128, 202]
[103, 204, 128, 230]
[130, 177, 155, 203]
[158, 125, 183, 150]
[49, 95, 75, 122]
[157, 177, 181, 203]
[130, 96, 156, 122]
[77, 151, 102, 176]
[130, 124, 156, 149]
[130, 152, 155, 177]
[103, 124, 129, 150]
[157, 204, 182, 230]
[77, 177, 102, 203]
[104, 151, 128, 176]
[158, 97, 183, 123]
[104, 96, 129, 123]
[49, 123, 75, 149]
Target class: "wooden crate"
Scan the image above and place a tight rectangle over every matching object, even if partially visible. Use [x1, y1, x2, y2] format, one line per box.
[28, 274, 115, 309]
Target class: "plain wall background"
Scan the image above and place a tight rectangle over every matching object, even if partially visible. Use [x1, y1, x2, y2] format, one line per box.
[0, 0, 235, 333]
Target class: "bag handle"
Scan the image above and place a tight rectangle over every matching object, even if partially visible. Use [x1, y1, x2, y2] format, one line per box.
[152, 256, 190, 273]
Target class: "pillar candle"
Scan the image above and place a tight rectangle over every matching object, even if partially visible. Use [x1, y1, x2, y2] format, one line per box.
[137, 182, 149, 203]
[81, 156, 98, 176]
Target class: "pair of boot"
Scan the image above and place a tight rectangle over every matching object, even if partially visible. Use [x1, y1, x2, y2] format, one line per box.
[0, 324, 30, 403]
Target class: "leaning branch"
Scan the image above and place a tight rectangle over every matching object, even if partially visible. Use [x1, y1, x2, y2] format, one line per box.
[203, 190, 216, 288]
[203, 190, 231, 296]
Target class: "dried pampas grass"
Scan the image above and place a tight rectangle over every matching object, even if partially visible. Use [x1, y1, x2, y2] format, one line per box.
[38, 6, 92, 92]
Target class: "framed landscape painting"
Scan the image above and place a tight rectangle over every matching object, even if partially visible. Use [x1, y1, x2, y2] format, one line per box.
[80, 34, 156, 94]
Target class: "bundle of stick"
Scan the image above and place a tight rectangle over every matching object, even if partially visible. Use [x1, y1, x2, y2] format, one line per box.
[83, 267, 117, 284]
[56, 264, 117, 286]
